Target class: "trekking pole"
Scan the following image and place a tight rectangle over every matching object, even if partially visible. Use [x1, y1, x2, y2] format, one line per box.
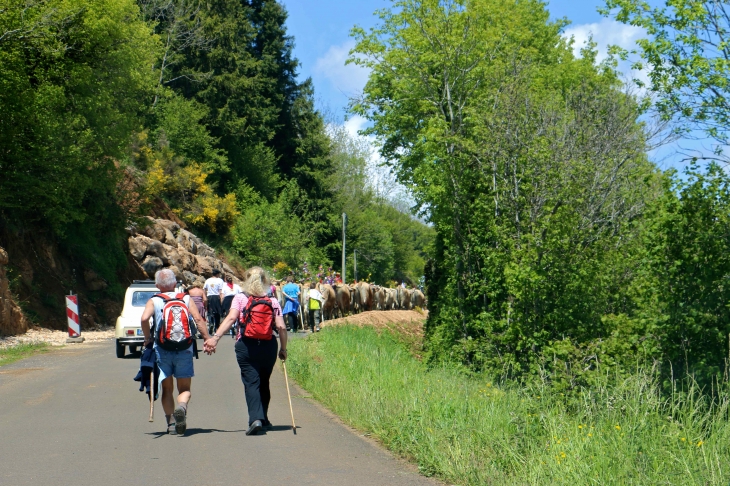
[148, 370, 154, 422]
[282, 361, 296, 435]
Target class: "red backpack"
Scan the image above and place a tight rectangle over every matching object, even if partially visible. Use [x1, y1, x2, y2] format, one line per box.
[154, 293, 195, 351]
[238, 296, 275, 340]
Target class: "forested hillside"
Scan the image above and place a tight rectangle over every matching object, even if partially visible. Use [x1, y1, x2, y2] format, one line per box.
[0, 0, 432, 330]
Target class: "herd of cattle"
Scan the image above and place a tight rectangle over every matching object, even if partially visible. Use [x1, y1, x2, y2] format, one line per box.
[271, 281, 427, 327]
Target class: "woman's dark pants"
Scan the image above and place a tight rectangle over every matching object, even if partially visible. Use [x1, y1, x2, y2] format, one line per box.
[208, 295, 222, 331]
[234, 337, 278, 426]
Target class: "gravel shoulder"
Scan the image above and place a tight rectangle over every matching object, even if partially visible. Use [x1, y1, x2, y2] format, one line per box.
[0, 327, 115, 349]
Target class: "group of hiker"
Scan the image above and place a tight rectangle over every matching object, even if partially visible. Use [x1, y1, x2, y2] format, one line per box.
[185, 269, 242, 336]
[140, 267, 290, 437]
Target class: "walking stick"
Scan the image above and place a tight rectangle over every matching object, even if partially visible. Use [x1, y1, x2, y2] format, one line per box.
[148, 370, 154, 422]
[282, 361, 296, 434]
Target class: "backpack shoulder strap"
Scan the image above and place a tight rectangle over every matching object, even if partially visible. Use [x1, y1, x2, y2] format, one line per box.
[153, 293, 171, 302]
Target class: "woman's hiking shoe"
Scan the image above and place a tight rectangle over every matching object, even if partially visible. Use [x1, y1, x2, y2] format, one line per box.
[173, 406, 187, 436]
[167, 422, 177, 435]
[246, 420, 263, 436]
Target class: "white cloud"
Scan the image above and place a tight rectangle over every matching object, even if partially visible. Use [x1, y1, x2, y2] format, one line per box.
[563, 18, 645, 63]
[314, 40, 371, 96]
[563, 18, 650, 88]
[343, 114, 369, 138]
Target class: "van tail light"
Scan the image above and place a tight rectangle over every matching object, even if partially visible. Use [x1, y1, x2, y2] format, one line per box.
[126, 330, 134, 336]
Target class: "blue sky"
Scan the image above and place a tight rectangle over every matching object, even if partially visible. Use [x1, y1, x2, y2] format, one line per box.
[280, 0, 698, 169]
[281, 0, 643, 114]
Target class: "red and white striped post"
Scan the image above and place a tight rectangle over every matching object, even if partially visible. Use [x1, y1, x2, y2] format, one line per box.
[66, 293, 84, 343]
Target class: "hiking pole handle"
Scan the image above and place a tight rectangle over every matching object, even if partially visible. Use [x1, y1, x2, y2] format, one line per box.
[148, 370, 154, 422]
[282, 361, 296, 435]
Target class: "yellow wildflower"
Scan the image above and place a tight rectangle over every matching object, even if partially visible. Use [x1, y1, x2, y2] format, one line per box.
[697, 441, 703, 447]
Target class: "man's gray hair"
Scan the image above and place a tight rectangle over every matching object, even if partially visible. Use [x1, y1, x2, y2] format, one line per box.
[155, 269, 177, 289]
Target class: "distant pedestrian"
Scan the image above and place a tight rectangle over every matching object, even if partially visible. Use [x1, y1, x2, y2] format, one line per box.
[308, 282, 324, 332]
[204, 269, 224, 334]
[141, 269, 211, 436]
[205, 267, 287, 435]
[282, 276, 300, 332]
[186, 283, 207, 325]
[222, 275, 241, 335]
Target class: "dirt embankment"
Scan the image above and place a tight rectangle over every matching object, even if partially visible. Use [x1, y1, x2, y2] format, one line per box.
[320, 310, 428, 358]
[321, 309, 427, 329]
[0, 208, 242, 337]
[0, 247, 29, 335]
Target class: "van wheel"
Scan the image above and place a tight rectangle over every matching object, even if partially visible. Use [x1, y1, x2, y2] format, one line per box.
[116, 340, 125, 359]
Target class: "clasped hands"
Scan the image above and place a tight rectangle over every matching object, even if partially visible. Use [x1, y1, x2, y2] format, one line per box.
[203, 336, 218, 355]
[203, 335, 287, 360]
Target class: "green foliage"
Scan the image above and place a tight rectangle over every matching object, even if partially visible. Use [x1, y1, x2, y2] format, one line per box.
[163, 0, 333, 204]
[231, 180, 312, 267]
[149, 93, 227, 174]
[351, 0, 655, 376]
[0, 0, 158, 232]
[289, 325, 730, 485]
[633, 164, 730, 387]
[602, 0, 730, 153]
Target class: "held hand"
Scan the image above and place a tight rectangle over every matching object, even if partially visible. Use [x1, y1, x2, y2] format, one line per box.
[143, 336, 152, 347]
[278, 348, 287, 361]
[203, 338, 217, 354]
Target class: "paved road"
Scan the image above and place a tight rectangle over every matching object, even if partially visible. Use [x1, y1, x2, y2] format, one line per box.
[0, 338, 440, 486]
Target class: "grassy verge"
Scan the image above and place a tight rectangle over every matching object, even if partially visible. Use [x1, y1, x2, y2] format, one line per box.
[0, 343, 50, 367]
[287, 325, 730, 485]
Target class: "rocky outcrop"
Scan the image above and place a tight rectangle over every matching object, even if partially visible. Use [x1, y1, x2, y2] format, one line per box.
[0, 247, 29, 336]
[127, 217, 241, 286]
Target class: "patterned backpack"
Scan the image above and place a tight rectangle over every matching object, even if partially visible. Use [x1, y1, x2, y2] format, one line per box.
[154, 293, 195, 351]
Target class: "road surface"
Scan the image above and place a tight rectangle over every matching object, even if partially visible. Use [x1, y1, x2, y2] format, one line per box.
[0, 338, 440, 485]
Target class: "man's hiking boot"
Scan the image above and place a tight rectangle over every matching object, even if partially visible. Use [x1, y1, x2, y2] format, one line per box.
[173, 405, 187, 436]
[246, 420, 263, 436]
[167, 422, 177, 435]
[262, 419, 273, 431]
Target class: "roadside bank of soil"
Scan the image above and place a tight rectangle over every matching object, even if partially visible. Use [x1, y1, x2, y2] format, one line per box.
[320, 310, 427, 358]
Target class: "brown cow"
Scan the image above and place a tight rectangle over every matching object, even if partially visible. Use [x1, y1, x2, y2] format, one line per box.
[334, 284, 351, 318]
[410, 288, 425, 309]
[384, 288, 397, 310]
[403, 288, 413, 310]
[356, 282, 373, 311]
[395, 286, 407, 309]
[349, 284, 359, 313]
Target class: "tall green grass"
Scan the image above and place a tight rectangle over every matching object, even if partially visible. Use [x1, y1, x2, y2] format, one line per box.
[287, 326, 730, 485]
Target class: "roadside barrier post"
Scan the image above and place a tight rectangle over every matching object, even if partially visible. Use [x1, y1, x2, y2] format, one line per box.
[66, 292, 85, 343]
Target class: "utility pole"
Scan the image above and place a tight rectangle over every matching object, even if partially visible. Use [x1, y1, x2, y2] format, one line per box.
[342, 213, 347, 283]
[354, 249, 358, 283]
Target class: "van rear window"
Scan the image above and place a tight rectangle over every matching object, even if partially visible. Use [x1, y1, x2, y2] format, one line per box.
[132, 291, 157, 307]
